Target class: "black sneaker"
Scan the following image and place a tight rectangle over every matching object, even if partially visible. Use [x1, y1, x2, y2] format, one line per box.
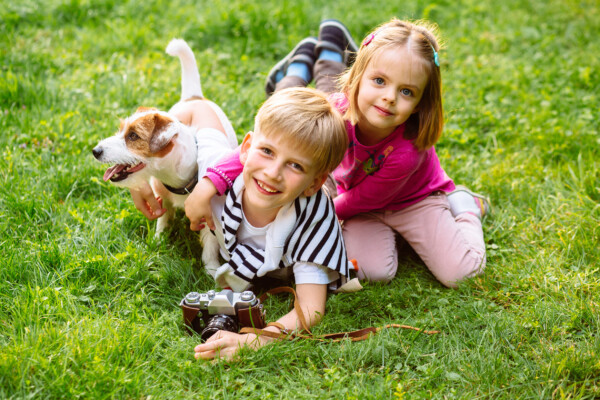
[265, 37, 318, 96]
[315, 19, 359, 66]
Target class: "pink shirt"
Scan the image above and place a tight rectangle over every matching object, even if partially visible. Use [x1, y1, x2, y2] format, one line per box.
[330, 93, 455, 220]
[205, 93, 455, 221]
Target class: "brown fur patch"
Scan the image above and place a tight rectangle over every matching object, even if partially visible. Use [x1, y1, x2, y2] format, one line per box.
[149, 114, 173, 153]
[136, 106, 158, 113]
[124, 113, 176, 157]
[185, 96, 205, 102]
[154, 140, 174, 157]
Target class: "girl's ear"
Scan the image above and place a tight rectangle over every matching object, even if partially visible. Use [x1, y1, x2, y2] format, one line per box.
[239, 131, 253, 165]
[303, 172, 328, 197]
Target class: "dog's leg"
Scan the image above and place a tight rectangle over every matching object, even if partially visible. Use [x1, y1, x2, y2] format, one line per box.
[155, 209, 174, 237]
[200, 227, 220, 278]
[150, 177, 175, 238]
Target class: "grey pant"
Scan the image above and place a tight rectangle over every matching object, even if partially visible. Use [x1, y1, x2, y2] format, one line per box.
[275, 59, 346, 94]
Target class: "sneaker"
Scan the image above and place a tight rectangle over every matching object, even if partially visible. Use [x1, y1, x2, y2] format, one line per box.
[265, 37, 318, 96]
[448, 185, 491, 219]
[315, 19, 359, 66]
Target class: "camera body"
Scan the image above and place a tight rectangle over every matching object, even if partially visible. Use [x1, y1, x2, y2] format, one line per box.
[180, 289, 266, 342]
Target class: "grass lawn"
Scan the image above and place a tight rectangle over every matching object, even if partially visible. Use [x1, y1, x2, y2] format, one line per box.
[1, 0, 599, 398]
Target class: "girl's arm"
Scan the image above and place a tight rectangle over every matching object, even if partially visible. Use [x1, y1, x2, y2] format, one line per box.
[193, 283, 326, 360]
[129, 183, 166, 220]
[204, 147, 243, 195]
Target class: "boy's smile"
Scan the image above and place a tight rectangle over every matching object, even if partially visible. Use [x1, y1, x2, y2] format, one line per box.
[356, 46, 429, 146]
[239, 131, 326, 227]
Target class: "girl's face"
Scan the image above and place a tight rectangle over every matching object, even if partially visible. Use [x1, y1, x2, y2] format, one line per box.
[355, 45, 430, 146]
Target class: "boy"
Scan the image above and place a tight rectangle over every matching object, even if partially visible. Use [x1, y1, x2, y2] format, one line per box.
[184, 87, 358, 360]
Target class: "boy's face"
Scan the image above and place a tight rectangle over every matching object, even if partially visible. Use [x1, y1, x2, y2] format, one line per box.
[239, 130, 327, 227]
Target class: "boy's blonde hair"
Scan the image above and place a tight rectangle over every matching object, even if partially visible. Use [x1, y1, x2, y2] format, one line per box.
[254, 87, 348, 174]
[339, 18, 444, 151]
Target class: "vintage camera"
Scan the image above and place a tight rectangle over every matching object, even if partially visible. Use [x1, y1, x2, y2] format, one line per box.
[180, 289, 266, 342]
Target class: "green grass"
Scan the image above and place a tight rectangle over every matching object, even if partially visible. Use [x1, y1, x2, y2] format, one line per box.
[1, 0, 599, 398]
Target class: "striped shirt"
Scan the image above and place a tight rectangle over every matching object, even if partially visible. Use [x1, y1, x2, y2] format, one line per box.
[211, 176, 353, 291]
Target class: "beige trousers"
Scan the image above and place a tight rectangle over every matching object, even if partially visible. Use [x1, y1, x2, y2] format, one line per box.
[342, 193, 486, 288]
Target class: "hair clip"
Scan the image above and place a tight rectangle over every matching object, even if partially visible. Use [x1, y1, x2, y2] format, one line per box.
[362, 33, 375, 47]
[432, 46, 440, 67]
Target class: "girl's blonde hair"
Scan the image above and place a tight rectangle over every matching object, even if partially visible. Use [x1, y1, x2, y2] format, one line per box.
[339, 18, 444, 151]
[255, 87, 348, 174]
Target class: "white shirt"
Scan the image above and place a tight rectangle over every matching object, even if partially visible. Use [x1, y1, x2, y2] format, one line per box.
[223, 202, 338, 285]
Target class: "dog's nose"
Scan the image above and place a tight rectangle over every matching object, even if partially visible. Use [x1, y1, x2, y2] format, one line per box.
[92, 147, 103, 159]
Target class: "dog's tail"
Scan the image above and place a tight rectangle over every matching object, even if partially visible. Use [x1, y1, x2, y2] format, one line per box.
[166, 39, 203, 101]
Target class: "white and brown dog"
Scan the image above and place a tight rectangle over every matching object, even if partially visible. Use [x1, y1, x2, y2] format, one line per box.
[92, 39, 237, 275]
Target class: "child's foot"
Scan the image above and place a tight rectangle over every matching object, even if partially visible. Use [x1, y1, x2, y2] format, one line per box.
[265, 37, 318, 96]
[447, 185, 491, 219]
[315, 19, 359, 66]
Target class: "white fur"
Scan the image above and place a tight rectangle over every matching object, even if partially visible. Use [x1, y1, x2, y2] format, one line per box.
[166, 38, 203, 100]
[93, 38, 238, 276]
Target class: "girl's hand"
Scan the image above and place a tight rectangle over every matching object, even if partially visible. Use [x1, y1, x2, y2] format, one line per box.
[193, 330, 273, 361]
[184, 178, 217, 231]
[129, 183, 166, 220]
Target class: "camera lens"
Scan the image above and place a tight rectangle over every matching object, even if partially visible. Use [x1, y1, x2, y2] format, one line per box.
[200, 314, 239, 342]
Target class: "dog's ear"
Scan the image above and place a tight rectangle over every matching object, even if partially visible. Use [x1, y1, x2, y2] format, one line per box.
[149, 114, 177, 153]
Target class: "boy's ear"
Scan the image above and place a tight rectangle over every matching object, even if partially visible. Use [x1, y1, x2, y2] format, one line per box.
[303, 172, 329, 197]
[239, 131, 253, 165]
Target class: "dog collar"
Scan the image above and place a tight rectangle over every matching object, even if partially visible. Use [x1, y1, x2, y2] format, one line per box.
[163, 135, 199, 195]
[163, 171, 199, 195]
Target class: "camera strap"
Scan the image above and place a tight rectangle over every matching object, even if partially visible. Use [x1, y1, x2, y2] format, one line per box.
[239, 286, 439, 342]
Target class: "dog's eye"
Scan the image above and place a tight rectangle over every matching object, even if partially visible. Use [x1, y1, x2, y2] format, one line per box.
[127, 131, 140, 141]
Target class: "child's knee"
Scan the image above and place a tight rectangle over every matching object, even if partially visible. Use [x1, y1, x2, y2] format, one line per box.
[356, 255, 398, 283]
[342, 215, 398, 283]
[431, 252, 486, 288]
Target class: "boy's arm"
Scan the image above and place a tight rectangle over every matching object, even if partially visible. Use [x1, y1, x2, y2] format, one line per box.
[193, 283, 327, 360]
[271, 283, 327, 330]
[184, 177, 218, 231]
[184, 148, 243, 230]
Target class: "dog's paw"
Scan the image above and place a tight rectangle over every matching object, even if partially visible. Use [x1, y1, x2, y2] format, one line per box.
[203, 262, 219, 279]
[200, 228, 220, 277]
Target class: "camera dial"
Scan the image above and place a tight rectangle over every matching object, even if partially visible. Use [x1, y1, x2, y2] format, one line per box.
[185, 292, 201, 304]
[240, 291, 255, 302]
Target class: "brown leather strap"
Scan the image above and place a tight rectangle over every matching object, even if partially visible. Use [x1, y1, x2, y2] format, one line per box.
[239, 286, 440, 342]
[266, 321, 288, 333]
[258, 286, 312, 334]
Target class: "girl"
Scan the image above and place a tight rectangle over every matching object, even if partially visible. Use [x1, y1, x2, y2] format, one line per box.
[186, 18, 491, 288]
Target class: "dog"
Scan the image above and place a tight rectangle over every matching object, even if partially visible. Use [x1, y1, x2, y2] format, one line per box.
[92, 39, 238, 276]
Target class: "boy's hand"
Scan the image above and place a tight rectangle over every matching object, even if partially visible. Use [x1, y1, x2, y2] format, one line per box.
[192, 284, 326, 360]
[130, 183, 166, 220]
[184, 178, 218, 231]
[193, 331, 274, 361]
